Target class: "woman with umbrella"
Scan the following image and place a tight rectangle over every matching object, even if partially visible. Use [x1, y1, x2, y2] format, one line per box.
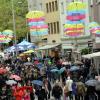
[85, 79, 98, 100]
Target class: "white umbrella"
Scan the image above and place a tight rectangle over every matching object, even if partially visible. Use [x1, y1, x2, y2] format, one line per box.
[6, 80, 17, 86]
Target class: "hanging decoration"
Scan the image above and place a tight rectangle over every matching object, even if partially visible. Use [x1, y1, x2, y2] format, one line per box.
[64, 1, 86, 37]
[67, 2, 86, 22]
[89, 22, 100, 37]
[0, 30, 13, 43]
[26, 11, 48, 36]
[64, 23, 84, 37]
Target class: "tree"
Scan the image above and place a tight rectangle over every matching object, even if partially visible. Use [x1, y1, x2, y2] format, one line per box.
[0, 0, 28, 40]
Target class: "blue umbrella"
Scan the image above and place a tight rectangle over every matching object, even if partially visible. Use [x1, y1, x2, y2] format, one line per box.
[85, 79, 98, 86]
[37, 63, 43, 69]
[32, 80, 43, 86]
[59, 67, 66, 74]
[70, 66, 80, 71]
[51, 69, 59, 72]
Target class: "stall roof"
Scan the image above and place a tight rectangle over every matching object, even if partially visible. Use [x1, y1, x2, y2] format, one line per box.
[82, 52, 100, 58]
[62, 44, 74, 49]
[37, 44, 60, 50]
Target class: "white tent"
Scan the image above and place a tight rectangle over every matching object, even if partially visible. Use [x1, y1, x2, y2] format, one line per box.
[82, 52, 100, 59]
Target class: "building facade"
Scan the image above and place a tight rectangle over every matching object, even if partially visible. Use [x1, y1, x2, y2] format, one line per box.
[27, 0, 91, 52]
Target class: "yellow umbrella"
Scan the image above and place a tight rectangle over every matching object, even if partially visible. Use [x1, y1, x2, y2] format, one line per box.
[67, 2, 86, 11]
[23, 50, 34, 54]
[19, 53, 25, 57]
[26, 11, 44, 19]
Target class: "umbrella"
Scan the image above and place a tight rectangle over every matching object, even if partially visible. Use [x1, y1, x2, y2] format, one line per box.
[59, 67, 66, 74]
[85, 79, 98, 86]
[19, 53, 26, 57]
[6, 80, 17, 86]
[70, 66, 80, 71]
[37, 63, 43, 69]
[32, 80, 43, 86]
[23, 50, 34, 54]
[0, 68, 7, 74]
[26, 11, 44, 19]
[24, 62, 33, 66]
[62, 61, 71, 65]
[10, 74, 21, 81]
[51, 69, 59, 72]
[74, 61, 83, 65]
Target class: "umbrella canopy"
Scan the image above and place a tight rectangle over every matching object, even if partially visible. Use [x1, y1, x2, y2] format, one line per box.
[37, 63, 43, 69]
[10, 74, 21, 81]
[32, 80, 43, 86]
[18, 40, 33, 46]
[6, 80, 17, 86]
[23, 50, 34, 54]
[70, 66, 80, 71]
[24, 62, 33, 66]
[51, 69, 59, 72]
[26, 11, 45, 19]
[67, 2, 86, 11]
[0, 68, 7, 74]
[85, 79, 98, 86]
[62, 61, 71, 65]
[59, 67, 66, 74]
[5, 45, 24, 52]
[74, 61, 83, 65]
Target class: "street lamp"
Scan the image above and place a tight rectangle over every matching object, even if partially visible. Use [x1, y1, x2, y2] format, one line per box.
[11, 0, 17, 56]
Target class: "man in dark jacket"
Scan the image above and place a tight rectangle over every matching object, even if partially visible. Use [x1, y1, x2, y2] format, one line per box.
[36, 86, 47, 100]
[52, 81, 63, 100]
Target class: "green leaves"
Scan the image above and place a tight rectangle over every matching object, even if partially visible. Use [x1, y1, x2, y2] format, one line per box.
[0, 0, 28, 39]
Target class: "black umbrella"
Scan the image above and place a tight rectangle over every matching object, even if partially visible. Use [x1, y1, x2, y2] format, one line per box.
[85, 79, 98, 86]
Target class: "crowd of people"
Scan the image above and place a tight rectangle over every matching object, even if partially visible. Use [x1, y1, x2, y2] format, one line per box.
[0, 54, 100, 100]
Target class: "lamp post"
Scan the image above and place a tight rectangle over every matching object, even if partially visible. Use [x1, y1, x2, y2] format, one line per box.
[11, 0, 17, 56]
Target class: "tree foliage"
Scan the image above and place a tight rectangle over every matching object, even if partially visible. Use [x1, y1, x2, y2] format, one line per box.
[0, 0, 28, 39]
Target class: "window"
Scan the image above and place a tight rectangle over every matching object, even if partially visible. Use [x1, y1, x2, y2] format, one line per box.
[49, 2, 52, 12]
[46, 3, 49, 12]
[48, 23, 50, 34]
[52, 2, 55, 11]
[50, 23, 53, 34]
[55, 1, 58, 11]
[57, 22, 59, 33]
[54, 22, 56, 33]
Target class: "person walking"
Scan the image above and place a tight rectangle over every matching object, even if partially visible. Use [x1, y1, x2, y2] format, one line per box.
[65, 76, 73, 100]
[52, 80, 63, 100]
[77, 81, 86, 100]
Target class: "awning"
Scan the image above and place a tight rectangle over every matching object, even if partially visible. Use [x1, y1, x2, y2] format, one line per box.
[82, 52, 100, 58]
[37, 44, 60, 50]
[62, 44, 74, 49]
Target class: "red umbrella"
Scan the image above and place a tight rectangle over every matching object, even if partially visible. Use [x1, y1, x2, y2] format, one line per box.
[0, 68, 7, 74]
[10, 74, 21, 81]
